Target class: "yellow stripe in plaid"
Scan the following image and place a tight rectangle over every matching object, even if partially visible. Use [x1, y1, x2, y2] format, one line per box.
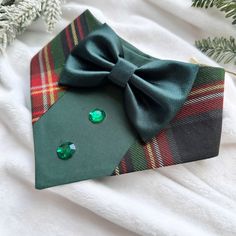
[190, 84, 224, 96]
[114, 167, 120, 175]
[146, 143, 156, 169]
[31, 87, 63, 95]
[32, 117, 40, 123]
[71, 21, 79, 45]
[44, 46, 55, 105]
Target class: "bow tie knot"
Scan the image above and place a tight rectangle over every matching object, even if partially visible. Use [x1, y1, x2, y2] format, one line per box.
[108, 58, 137, 88]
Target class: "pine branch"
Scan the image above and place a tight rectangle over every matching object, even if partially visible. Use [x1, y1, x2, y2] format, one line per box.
[192, 0, 217, 8]
[216, 0, 236, 24]
[0, 0, 65, 53]
[41, 0, 64, 32]
[0, 0, 41, 53]
[195, 36, 236, 64]
[192, 0, 236, 24]
[0, 0, 15, 6]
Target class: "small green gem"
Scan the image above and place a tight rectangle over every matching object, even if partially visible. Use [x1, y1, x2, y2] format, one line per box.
[56, 142, 76, 160]
[89, 109, 106, 124]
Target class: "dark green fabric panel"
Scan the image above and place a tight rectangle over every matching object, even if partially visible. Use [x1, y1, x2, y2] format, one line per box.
[84, 9, 103, 31]
[129, 142, 147, 171]
[34, 85, 137, 189]
[50, 34, 65, 71]
[194, 66, 225, 86]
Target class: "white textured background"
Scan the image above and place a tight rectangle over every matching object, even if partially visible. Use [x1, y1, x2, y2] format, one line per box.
[0, 0, 236, 235]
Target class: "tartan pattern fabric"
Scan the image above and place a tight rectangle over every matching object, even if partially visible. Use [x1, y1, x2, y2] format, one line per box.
[113, 67, 224, 175]
[30, 10, 97, 123]
[30, 10, 225, 178]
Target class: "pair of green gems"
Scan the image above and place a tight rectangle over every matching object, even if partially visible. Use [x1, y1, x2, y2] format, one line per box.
[56, 109, 106, 160]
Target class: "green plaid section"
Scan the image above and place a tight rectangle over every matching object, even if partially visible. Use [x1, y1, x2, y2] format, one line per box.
[31, 10, 102, 123]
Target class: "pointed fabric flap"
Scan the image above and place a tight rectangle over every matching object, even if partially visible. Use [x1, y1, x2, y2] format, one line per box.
[30, 10, 225, 189]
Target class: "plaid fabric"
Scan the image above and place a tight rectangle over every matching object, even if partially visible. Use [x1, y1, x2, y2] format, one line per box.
[113, 67, 224, 175]
[30, 10, 99, 123]
[30, 10, 225, 177]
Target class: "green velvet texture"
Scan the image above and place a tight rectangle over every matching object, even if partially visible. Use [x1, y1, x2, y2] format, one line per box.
[60, 24, 199, 142]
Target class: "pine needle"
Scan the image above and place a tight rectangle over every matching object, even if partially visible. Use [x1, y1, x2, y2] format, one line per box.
[192, 0, 217, 8]
[0, 0, 41, 53]
[216, 0, 236, 24]
[41, 0, 65, 32]
[192, 0, 236, 24]
[195, 36, 236, 64]
[0, 0, 65, 53]
[1, 0, 15, 6]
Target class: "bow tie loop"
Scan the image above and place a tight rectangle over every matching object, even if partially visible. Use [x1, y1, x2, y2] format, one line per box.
[108, 58, 137, 88]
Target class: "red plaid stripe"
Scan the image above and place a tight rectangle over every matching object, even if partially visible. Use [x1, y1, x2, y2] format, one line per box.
[30, 15, 85, 123]
[113, 76, 225, 175]
[31, 46, 65, 123]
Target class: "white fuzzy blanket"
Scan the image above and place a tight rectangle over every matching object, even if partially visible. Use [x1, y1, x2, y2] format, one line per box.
[0, 0, 236, 235]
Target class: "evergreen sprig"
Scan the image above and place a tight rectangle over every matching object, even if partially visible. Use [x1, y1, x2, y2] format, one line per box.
[0, 0, 41, 53]
[0, 0, 64, 53]
[41, 0, 65, 32]
[192, 0, 236, 24]
[217, 0, 236, 24]
[0, 0, 15, 6]
[192, 0, 217, 8]
[195, 36, 236, 64]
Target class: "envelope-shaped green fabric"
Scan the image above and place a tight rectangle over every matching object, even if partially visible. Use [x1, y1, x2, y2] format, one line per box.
[31, 10, 225, 189]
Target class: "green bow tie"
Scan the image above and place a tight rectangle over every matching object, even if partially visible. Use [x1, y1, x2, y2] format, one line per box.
[60, 24, 199, 142]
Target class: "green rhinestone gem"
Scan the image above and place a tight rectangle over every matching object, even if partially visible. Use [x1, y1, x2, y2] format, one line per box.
[56, 142, 76, 160]
[89, 108, 106, 124]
